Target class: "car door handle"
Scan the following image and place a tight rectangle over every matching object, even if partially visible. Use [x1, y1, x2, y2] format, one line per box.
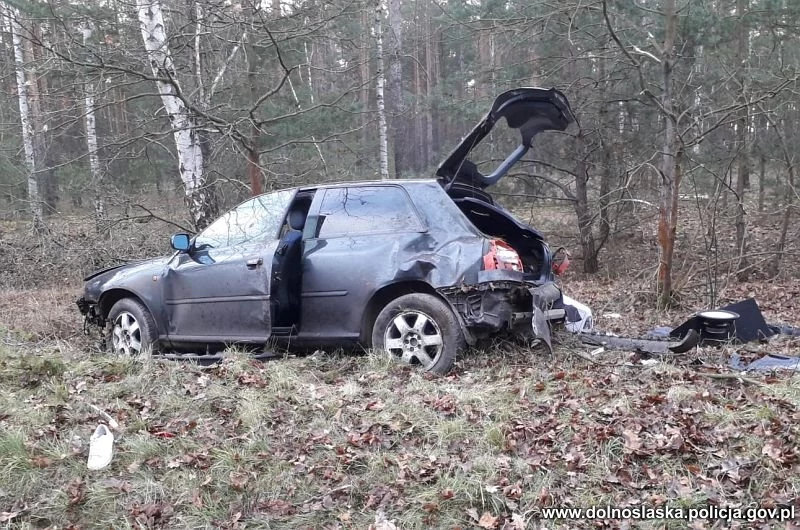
[246, 257, 263, 269]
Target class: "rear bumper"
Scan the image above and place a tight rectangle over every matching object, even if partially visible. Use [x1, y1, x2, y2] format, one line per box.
[438, 272, 592, 343]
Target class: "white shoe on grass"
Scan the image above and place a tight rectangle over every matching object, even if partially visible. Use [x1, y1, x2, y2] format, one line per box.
[87, 424, 114, 470]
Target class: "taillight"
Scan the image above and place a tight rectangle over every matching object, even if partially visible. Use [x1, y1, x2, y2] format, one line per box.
[552, 246, 570, 275]
[483, 239, 523, 271]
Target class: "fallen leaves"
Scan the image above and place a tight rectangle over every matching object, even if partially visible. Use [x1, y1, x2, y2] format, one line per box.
[65, 478, 86, 507]
[466, 508, 499, 529]
[762, 438, 785, 462]
[365, 400, 384, 411]
[29, 455, 52, 468]
[428, 394, 457, 415]
[236, 371, 267, 388]
[622, 428, 643, 453]
[128, 503, 173, 529]
[369, 510, 398, 530]
[257, 498, 296, 517]
[4, 284, 800, 530]
[477, 511, 499, 529]
[229, 471, 251, 491]
[100, 478, 132, 493]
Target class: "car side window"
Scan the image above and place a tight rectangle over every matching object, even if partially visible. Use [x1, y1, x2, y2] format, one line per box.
[316, 186, 423, 238]
[194, 189, 296, 249]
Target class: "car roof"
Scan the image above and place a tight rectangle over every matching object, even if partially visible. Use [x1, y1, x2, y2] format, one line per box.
[296, 178, 437, 192]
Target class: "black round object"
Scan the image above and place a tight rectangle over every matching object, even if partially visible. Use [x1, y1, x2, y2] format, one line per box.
[697, 310, 739, 345]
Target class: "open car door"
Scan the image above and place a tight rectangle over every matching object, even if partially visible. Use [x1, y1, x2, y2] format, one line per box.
[163, 189, 297, 345]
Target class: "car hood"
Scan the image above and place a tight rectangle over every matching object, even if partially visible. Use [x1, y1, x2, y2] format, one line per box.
[437, 87, 574, 190]
[84, 256, 170, 282]
[84, 263, 130, 281]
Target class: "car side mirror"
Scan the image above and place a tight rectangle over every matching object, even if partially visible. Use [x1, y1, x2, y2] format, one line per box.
[170, 233, 191, 252]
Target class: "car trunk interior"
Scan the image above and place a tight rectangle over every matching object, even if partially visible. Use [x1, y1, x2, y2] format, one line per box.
[451, 195, 552, 283]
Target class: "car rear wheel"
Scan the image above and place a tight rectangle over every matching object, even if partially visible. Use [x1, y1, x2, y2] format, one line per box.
[106, 298, 158, 356]
[371, 293, 465, 375]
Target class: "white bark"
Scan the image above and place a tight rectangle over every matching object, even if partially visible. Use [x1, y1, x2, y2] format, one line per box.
[387, 0, 403, 175]
[137, 0, 213, 228]
[304, 39, 314, 105]
[83, 24, 104, 226]
[194, 3, 204, 103]
[5, 5, 43, 228]
[207, 31, 246, 105]
[374, 0, 389, 180]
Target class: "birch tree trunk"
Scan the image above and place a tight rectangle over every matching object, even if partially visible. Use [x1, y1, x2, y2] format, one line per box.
[304, 39, 315, 105]
[137, 0, 216, 229]
[424, 10, 436, 167]
[387, 0, 404, 177]
[598, 54, 613, 245]
[83, 24, 104, 229]
[758, 152, 765, 212]
[477, 27, 491, 100]
[374, 0, 389, 180]
[359, 7, 371, 146]
[5, 4, 43, 230]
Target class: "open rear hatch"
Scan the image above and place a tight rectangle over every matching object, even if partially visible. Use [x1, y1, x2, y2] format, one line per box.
[437, 87, 574, 191]
[438, 87, 574, 280]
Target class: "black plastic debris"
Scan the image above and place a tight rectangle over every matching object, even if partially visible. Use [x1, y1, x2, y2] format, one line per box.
[671, 298, 775, 345]
[769, 324, 800, 337]
[584, 298, 796, 356]
[730, 353, 800, 372]
[579, 328, 699, 355]
[645, 326, 672, 339]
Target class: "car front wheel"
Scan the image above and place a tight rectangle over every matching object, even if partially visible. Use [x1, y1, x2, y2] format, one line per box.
[106, 298, 158, 356]
[371, 293, 465, 375]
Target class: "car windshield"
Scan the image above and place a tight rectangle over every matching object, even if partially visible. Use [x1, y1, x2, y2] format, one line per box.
[194, 189, 296, 249]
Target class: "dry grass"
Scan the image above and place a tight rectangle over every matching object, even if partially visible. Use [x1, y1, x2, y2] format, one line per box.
[0, 287, 84, 342]
[2, 310, 799, 529]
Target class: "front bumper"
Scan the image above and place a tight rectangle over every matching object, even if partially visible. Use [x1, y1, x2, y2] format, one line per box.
[77, 297, 104, 328]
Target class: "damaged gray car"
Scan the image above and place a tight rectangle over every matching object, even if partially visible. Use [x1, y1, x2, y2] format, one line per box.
[77, 87, 593, 374]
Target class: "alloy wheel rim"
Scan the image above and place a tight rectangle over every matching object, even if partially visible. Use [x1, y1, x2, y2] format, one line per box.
[111, 311, 142, 355]
[383, 310, 443, 369]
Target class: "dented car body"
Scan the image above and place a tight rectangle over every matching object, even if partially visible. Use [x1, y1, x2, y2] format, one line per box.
[78, 87, 593, 374]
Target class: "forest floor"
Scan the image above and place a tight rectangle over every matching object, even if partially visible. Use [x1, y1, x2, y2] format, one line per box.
[1, 196, 799, 529]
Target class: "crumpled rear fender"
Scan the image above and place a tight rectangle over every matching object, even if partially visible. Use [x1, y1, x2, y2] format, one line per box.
[438, 273, 564, 344]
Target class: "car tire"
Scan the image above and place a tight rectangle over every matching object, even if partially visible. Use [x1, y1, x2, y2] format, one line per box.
[106, 298, 159, 356]
[371, 293, 465, 375]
